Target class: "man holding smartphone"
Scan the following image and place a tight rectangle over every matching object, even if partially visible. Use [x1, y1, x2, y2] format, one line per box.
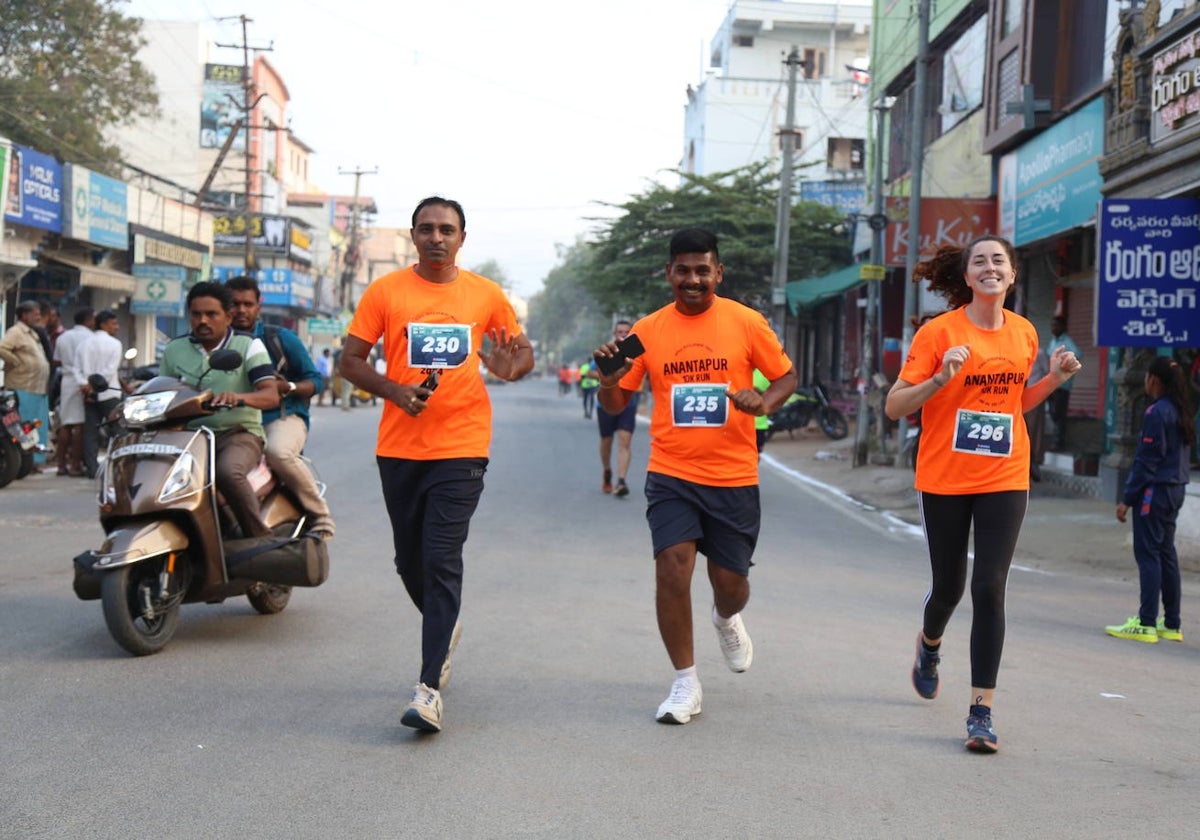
[594, 228, 797, 725]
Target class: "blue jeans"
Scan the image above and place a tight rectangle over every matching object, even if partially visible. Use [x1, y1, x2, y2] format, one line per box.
[1132, 483, 1186, 629]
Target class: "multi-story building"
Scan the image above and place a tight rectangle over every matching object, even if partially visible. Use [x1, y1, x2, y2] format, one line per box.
[683, 0, 872, 201]
[869, 0, 1197, 525]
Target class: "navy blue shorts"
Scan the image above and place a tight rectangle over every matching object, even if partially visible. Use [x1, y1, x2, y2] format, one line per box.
[597, 393, 639, 437]
[644, 471, 760, 576]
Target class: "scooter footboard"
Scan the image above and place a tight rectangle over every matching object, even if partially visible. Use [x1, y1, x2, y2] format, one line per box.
[72, 521, 191, 600]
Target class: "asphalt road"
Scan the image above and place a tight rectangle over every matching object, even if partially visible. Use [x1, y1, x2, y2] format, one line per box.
[2, 378, 1198, 838]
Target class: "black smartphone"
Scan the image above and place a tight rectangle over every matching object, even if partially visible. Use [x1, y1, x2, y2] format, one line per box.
[595, 334, 645, 376]
[420, 369, 439, 393]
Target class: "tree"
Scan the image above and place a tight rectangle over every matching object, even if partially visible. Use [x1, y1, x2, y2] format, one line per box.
[526, 239, 611, 366]
[470, 259, 511, 291]
[0, 0, 159, 173]
[583, 162, 850, 317]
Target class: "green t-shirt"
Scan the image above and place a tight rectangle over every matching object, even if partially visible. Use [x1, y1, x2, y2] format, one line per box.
[753, 369, 771, 430]
[159, 329, 274, 441]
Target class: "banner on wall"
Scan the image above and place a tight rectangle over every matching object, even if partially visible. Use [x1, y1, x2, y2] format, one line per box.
[999, 98, 1104, 247]
[131, 264, 187, 317]
[4, 145, 63, 233]
[64, 164, 128, 249]
[211, 265, 315, 309]
[201, 64, 245, 150]
[1096, 197, 1199, 347]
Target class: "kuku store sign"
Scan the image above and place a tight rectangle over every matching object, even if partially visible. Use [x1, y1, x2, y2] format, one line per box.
[882, 197, 997, 266]
[1096, 197, 1199, 347]
[1151, 28, 1200, 143]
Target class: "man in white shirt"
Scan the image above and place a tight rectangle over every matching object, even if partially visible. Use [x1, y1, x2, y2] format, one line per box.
[51, 308, 95, 476]
[79, 310, 129, 478]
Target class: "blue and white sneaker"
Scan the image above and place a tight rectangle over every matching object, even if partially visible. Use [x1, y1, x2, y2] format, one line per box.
[965, 706, 998, 753]
[912, 632, 940, 699]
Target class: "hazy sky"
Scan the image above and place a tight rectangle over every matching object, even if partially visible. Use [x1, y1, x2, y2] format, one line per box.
[123, 0, 737, 297]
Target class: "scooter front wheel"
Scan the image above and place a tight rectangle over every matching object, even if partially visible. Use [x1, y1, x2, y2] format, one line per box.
[100, 555, 188, 656]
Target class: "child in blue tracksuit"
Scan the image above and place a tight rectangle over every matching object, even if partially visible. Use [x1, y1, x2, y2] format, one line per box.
[1105, 356, 1195, 643]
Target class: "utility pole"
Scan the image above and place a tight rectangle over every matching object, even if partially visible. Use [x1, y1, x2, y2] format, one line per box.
[852, 100, 891, 467]
[216, 16, 271, 273]
[337, 166, 377, 312]
[771, 47, 805, 343]
[896, 0, 931, 451]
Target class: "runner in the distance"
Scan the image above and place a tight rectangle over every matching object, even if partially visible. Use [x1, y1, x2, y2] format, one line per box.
[596, 319, 639, 497]
[594, 227, 796, 725]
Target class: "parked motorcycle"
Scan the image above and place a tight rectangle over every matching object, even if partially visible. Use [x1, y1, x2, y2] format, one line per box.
[1, 385, 43, 487]
[72, 348, 329, 656]
[766, 378, 850, 441]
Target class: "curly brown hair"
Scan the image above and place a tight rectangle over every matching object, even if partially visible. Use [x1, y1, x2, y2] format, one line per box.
[912, 235, 1017, 309]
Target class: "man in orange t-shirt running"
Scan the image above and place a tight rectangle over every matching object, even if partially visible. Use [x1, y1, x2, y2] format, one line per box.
[594, 228, 797, 725]
[341, 196, 534, 734]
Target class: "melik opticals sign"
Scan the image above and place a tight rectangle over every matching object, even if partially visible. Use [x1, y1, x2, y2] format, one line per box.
[1096, 198, 1199, 347]
[4, 145, 62, 233]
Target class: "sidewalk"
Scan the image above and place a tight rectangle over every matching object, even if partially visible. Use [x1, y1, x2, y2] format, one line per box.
[758, 421, 1200, 578]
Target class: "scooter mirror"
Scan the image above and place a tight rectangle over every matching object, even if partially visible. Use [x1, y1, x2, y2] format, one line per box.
[123, 348, 138, 361]
[208, 349, 243, 371]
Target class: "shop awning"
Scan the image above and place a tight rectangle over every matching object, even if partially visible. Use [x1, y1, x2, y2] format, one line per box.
[786, 264, 865, 314]
[43, 251, 137, 293]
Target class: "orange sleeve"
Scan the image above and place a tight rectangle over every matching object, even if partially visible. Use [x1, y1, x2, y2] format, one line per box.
[347, 279, 386, 347]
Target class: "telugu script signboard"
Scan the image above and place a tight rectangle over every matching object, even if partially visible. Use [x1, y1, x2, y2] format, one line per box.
[1096, 197, 1199, 347]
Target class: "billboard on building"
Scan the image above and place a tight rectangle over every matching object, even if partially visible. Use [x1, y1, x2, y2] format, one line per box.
[883, 197, 997, 266]
[999, 98, 1104, 247]
[201, 64, 246, 150]
[1150, 27, 1200, 144]
[1096, 198, 1198, 347]
[4, 145, 63, 233]
[63, 164, 128, 249]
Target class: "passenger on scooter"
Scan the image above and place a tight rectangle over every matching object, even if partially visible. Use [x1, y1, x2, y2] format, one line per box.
[158, 282, 280, 538]
[225, 275, 335, 539]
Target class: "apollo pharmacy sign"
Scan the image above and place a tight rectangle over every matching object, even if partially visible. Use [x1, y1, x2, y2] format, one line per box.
[1151, 28, 1200, 143]
[1097, 198, 1199, 347]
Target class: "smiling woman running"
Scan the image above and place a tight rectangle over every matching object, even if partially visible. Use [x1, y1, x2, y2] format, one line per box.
[885, 235, 1082, 753]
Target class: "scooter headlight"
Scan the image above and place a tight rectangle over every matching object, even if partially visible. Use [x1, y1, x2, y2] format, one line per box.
[158, 451, 199, 503]
[123, 392, 175, 425]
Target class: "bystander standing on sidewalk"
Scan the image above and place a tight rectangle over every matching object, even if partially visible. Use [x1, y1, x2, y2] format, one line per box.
[79, 311, 130, 479]
[52, 308, 94, 476]
[0, 301, 51, 468]
[1105, 356, 1194, 644]
[886, 235, 1080, 754]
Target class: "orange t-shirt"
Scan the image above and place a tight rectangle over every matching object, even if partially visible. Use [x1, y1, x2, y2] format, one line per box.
[348, 266, 521, 460]
[620, 296, 793, 487]
[899, 307, 1039, 495]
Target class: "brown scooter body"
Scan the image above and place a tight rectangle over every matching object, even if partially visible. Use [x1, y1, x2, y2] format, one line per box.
[76, 362, 327, 656]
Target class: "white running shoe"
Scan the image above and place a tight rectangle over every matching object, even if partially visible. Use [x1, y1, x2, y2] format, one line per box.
[656, 678, 703, 725]
[713, 607, 753, 672]
[439, 620, 463, 690]
[401, 683, 443, 732]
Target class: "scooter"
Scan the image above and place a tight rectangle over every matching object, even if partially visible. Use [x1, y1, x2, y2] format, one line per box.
[0, 385, 42, 487]
[72, 348, 329, 656]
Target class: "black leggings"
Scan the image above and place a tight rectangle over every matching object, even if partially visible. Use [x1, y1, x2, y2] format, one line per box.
[918, 490, 1027, 690]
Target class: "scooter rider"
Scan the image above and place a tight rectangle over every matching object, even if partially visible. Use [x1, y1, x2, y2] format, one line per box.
[159, 282, 279, 539]
[226, 275, 335, 539]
